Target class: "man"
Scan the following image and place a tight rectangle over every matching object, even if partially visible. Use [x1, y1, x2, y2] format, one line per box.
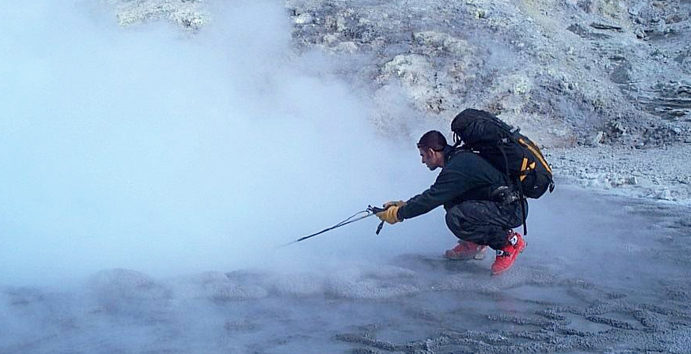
[376, 130, 527, 275]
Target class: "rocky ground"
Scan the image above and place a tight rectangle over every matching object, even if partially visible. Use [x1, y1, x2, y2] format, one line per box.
[102, 0, 691, 206]
[2, 187, 691, 353]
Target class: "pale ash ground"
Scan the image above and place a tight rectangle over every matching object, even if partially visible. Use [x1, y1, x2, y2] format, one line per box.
[547, 144, 691, 205]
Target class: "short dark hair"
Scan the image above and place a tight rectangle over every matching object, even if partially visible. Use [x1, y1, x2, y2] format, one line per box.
[417, 130, 448, 151]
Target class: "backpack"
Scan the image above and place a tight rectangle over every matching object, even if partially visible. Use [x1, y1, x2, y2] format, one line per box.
[450, 109, 554, 199]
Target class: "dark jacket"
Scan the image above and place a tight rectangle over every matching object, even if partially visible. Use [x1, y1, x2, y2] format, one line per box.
[397, 146, 509, 221]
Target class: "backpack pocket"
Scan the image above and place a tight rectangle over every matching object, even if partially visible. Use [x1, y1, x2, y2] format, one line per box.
[521, 168, 551, 199]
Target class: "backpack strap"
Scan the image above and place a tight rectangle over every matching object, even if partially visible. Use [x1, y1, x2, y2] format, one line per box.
[497, 143, 528, 236]
[518, 182, 527, 236]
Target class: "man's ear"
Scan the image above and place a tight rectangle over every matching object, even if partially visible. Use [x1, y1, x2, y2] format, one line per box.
[433, 148, 444, 162]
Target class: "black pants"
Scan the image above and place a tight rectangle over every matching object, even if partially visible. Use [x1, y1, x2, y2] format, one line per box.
[444, 199, 527, 250]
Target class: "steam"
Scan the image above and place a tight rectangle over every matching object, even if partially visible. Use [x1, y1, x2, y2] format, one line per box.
[0, 1, 446, 285]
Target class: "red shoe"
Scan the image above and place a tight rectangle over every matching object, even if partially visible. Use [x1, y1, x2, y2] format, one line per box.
[491, 230, 527, 276]
[444, 241, 488, 260]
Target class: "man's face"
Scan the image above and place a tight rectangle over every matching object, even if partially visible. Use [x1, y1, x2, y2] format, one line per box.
[419, 147, 441, 171]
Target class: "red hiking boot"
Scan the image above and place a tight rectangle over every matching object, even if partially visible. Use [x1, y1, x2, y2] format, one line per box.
[444, 241, 488, 260]
[491, 230, 527, 276]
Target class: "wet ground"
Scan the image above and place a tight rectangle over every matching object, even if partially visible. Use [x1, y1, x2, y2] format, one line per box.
[2, 184, 690, 354]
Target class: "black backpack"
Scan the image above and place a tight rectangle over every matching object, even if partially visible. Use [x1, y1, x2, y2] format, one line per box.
[451, 109, 554, 199]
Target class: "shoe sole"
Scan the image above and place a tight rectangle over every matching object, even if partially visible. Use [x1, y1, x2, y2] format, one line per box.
[491, 240, 527, 276]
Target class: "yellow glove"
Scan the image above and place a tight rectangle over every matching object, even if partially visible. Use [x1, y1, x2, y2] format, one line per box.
[377, 201, 406, 224]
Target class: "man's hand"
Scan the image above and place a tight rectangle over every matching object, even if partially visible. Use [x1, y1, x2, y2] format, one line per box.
[376, 201, 406, 224]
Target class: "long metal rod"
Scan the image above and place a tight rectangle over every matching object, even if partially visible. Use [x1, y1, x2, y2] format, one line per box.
[282, 213, 375, 246]
[282, 206, 386, 247]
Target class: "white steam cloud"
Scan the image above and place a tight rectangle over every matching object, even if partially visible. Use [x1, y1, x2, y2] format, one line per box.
[0, 1, 448, 285]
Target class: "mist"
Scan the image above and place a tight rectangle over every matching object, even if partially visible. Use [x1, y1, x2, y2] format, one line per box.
[3, 2, 691, 353]
[0, 0, 445, 286]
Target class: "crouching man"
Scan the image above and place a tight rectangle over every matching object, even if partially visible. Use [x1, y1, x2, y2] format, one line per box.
[377, 130, 527, 275]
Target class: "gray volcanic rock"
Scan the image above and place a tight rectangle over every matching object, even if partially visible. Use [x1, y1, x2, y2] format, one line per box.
[282, 0, 691, 147]
[102, 0, 207, 30]
[105, 0, 691, 147]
